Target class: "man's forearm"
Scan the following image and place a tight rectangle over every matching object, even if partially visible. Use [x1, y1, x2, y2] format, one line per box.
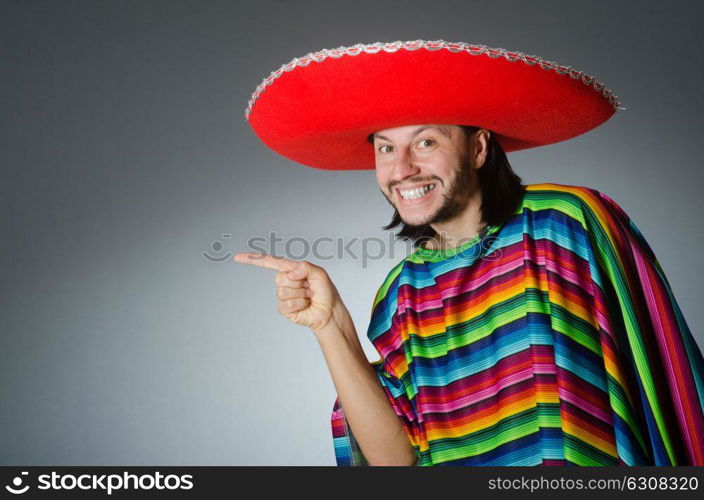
[313, 306, 417, 466]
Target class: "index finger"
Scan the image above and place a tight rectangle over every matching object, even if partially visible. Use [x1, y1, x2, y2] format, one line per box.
[233, 252, 296, 272]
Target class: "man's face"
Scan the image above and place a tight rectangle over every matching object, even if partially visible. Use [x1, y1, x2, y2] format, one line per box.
[373, 124, 480, 227]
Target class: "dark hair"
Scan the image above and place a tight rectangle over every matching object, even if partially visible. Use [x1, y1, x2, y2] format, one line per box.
[375, 125, 525, 248]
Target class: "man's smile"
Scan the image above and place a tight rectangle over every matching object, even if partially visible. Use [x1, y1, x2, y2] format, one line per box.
[394, 182, 438, 206]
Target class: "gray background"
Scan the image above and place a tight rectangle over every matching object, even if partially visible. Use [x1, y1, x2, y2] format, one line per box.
[1, 0, 702, 465]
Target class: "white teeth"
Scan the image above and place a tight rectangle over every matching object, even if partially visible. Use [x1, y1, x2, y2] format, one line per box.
[399, 184, 435, 200]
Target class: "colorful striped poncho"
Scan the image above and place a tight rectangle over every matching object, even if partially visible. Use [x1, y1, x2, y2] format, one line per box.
[330, 183, 704, 466]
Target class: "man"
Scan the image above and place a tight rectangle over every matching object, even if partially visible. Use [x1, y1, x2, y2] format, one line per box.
[235, 41, 704, 466]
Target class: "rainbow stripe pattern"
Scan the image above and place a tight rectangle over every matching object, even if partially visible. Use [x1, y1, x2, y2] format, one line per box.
[331, 183, 704, 466]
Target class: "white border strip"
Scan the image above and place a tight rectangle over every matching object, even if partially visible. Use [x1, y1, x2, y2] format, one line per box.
[244, 40, 623, 119]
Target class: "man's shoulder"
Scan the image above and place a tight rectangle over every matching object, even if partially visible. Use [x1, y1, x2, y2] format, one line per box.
[522, 182, 617, 218]
[522, 183, 638, 246]
[524, 182, 601, 202]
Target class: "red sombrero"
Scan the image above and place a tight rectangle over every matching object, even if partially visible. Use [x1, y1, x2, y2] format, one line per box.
[245, 40, 622, 170]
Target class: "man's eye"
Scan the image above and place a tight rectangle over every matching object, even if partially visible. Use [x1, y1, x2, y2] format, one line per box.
[418, 139, 435, 148]
[377, 145, 393, 154]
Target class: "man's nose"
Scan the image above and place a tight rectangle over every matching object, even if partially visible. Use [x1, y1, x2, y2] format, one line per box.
[390, 148, 420, 182]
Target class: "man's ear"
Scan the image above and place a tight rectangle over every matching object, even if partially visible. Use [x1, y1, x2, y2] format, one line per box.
[473, 129, 491, 169]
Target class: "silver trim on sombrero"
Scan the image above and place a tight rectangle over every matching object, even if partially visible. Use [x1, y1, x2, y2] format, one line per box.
[244, 40, 624, 119]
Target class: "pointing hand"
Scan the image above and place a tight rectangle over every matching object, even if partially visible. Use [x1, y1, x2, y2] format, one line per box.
[234, 252, 343, 332]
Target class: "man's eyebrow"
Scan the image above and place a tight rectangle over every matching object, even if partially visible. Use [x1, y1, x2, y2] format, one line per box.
[413, 125, 450, 138]
[372, 125, 449, 142]
[372, 133, 391, 142]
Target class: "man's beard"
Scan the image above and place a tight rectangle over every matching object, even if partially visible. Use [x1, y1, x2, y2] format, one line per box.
[384, 159, 475, 229]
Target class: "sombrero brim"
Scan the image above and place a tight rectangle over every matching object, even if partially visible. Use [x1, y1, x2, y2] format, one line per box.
[245, 40, 621, 170]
